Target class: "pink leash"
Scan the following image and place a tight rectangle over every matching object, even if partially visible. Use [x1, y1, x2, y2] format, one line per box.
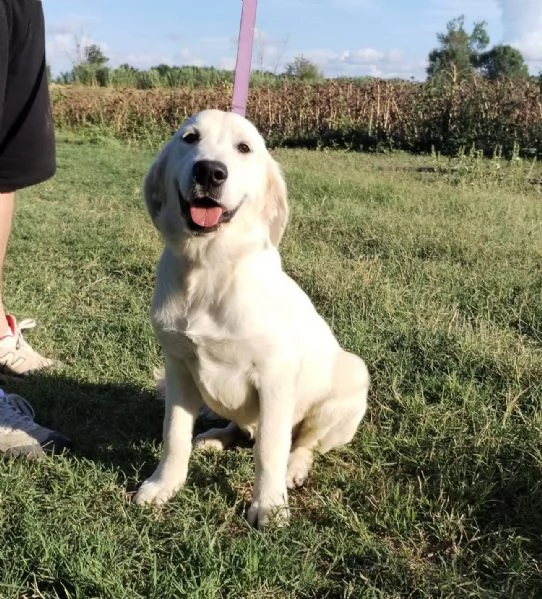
[231, 0, 258, 116]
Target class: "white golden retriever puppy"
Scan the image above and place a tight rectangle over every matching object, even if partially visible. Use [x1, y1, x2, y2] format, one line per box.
[134, 109, 370, 527]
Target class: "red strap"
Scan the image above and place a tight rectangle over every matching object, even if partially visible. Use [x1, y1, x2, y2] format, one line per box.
[0, 315, 16, 340]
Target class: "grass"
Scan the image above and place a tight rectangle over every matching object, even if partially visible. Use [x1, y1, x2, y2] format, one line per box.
[0, 134, 541, 598]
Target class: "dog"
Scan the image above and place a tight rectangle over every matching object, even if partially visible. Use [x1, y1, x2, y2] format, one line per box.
[134, 109, 370, 527]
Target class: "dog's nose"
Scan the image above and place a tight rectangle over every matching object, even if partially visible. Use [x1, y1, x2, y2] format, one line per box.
[192, 160, 228, 187]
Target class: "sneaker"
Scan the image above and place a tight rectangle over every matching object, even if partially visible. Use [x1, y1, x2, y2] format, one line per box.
[0, 315, 55, 375]
[0, 389, 71, 458]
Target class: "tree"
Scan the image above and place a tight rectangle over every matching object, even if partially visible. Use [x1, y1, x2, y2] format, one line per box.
[154, 63, 172, 78]
[477, 45, 529, 80]
[427, 15, 489, 84]
[68, 44, 110, 86]
[284, 55, 322, 81]
[83, 44, 108, 67]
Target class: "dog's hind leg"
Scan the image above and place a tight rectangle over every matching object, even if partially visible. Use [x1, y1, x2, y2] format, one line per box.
[286, 351, 369, 489]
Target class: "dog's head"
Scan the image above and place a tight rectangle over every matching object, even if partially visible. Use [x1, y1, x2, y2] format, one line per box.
[144, 109, 288, 250]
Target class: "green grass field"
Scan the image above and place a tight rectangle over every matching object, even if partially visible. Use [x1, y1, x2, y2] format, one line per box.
[0, 135, 541, 598]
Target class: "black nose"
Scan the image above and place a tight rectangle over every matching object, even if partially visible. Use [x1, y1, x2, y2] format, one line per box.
[192, 160, 228, 188]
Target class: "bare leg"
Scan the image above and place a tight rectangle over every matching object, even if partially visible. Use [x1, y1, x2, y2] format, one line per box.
[0, 192, 15, 336]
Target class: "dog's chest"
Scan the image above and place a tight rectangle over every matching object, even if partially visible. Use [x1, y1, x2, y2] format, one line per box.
[158, 312, 260, 422]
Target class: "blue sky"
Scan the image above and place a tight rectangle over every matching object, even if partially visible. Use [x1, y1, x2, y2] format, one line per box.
[43, 0, 542, 80]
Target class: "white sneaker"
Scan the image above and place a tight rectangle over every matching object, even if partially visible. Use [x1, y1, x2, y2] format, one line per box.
[0, 315, 55, 376]
[0, 389, 71, 458]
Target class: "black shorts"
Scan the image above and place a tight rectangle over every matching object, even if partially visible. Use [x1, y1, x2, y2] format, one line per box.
[0, 0, 55, 193]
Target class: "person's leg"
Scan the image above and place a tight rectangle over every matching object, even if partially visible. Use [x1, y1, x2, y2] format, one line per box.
[0, 186, 54, 374]
[0, 0, 9, 339]
[0, 191, 15, 338]
[0, 0, 56, 375]
[0, 1, 71, 457]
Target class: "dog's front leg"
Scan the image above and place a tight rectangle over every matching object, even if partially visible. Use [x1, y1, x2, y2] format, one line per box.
[134, 355, 201, 505]
[247, 372, 295, 527]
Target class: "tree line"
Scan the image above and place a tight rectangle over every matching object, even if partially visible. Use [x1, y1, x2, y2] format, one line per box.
[49, 16, 539, 89]
[50, 44, 328, 88]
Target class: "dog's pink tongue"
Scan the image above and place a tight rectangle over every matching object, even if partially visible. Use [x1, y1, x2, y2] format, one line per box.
[190, 205, 224, 228]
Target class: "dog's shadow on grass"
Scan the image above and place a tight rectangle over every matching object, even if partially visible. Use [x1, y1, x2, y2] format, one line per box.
[0, 370, 246, 497]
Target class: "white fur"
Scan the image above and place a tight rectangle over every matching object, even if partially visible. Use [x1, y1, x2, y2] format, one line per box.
[134, 109, 370, 527]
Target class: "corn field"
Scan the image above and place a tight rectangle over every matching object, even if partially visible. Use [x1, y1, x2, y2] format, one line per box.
[51, 78, 542, 155]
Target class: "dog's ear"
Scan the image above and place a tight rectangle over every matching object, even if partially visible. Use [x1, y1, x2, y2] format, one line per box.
[263, 157, 289, 247]
[143, 144, 169, 220]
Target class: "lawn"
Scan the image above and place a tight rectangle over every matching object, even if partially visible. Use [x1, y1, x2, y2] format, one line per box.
[0, 135, 541, 598]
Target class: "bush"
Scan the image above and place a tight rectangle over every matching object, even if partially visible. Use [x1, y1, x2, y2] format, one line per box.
[50, 78, 542, 156]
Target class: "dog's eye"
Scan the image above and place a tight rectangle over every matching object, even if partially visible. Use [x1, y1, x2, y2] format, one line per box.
[237, 142, 251, 154]
[182, 131, 200, 144]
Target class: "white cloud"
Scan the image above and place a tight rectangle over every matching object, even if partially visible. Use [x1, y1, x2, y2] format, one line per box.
[46, 33, 104, 74]
[302, 47, 424, 79]
[107, 48, 205, 70]
[219, 56, 236, 70]
[342, 48, 401, 65]
[246, 28, 290, 73]
[497, 0, 542, 62]
[45, 17, 105, 74]
[46, 18, 205, 75]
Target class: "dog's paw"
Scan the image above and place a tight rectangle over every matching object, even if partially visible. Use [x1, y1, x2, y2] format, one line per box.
[286, 468, 308, 489]
[133, 480, 179, 505]
[193, 429, 230, 451]
[246, 499, 290, 528]
[193, 436, 226, 451]
[286, 449, 313, 489]
[193, 423, 241, 451]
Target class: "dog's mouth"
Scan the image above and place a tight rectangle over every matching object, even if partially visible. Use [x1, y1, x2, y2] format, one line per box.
[179, 190, 239, 234]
